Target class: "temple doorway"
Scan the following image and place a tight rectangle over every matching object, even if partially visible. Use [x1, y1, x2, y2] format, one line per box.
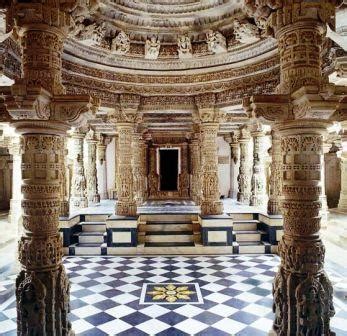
[159, 148, 179, 191]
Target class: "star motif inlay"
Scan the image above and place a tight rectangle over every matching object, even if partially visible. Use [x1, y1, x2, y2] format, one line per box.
[147, 284, 195, 303]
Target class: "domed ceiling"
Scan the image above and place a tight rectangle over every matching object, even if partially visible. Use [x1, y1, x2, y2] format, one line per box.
[68, 0, 276, 71]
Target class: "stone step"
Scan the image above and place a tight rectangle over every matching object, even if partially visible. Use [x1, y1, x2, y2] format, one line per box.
[145, 231, 194, 243]
[145, 223, 193, 232]
[144, 242, 195, 247]
[230, 213, 255, 220]
[233, 220, 259, 231]
[234, 230, 263, 242]
[77, 232, 106, 244]
[70, 243, 107, 256]
[80, 222, 106, 232]
[236, 241, 271, 254]
[84, 214, 109, 222]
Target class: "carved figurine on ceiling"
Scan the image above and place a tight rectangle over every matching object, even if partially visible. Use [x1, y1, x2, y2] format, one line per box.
[233, 19, 260, 44]
[206, 30, 227, 54]
[111, 31, 130, 55]
[145, 36, 160, 60]
[77, 22, 107, 47]
[177, 35, 192, 59]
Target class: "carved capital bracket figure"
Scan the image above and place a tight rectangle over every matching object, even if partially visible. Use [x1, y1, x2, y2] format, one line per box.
[0, 2, 99, 335]
[195, 93, 223, 215]
[237, 126, 251, 204]
[250, 121, 267, 206]
[85, 128, 100, 204]
[245, 1, 346, 334]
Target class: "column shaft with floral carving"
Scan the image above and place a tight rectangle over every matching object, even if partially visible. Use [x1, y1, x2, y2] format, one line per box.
[195, 93, 223, 215]
[237, 128, 251, 204]
[86, 129, 100, 203]
[70, 130, 88, 210]
[189, 135, 201, 204]
[60, 137, 69, 217]
[132, 133, 146, 206]
[267, 129, 282, 215]
[250, 124, 267, 207]
[179, 142, 190, 198]
[97, 135, 108, 200]
[245, 1, 344, 334]
[117, 123, 136, 215]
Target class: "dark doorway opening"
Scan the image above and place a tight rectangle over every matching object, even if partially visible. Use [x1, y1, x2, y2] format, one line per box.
[160, 149, 178, 191]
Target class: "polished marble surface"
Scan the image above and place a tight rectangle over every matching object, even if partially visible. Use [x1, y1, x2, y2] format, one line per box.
[0, 255, 346, 335]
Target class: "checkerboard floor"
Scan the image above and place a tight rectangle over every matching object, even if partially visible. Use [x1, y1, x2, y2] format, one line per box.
[1, 255, 346, 335]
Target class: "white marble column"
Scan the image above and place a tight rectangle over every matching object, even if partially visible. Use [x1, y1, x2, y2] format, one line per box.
[237, 127, 251, 204]
[8, 136, 22, 235]
[86, 129, 100, 204]
[97, 135, 108, 200]
[338, 122, 347, 211]
[225, 132, 240, 199]
[250, 123, 267, 207]
[70, 129, 88, 211]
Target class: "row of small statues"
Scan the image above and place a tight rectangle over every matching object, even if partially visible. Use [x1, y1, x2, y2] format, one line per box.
[75, 20, 260, 60]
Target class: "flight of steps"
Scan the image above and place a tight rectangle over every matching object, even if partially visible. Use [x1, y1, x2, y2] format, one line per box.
[232, 213, 271, 254]
[138, 213, 200, 248]
[69, 215, 108, 255]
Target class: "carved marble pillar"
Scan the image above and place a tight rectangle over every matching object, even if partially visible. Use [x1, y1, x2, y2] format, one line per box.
[267, 129, 282, 215]
[226, 133, 240, 199]
[113, 135, 119, 199]
[189, 135, 202, 204]
[97, 135, 108, 200]
[237, 128, 251, 204]
[250, 123, 267, 206]
[276, 121, 334, 335]
[132, 133, 146, 206]
[59, 138, 69, 217]
[245, 1, 344, 333]
[338, 122, 347, 211]
[70, 130, 88, 210]
[8, 136, 23, 233]
[116, 123, 136, 216]
[200, 123, 223, 214]
[195, 93, 223, 215]
[148, 146, 159, 198]
[179, 142, 190, 198]
[86, 129, 100, 204]
[0, 2, 98, 334]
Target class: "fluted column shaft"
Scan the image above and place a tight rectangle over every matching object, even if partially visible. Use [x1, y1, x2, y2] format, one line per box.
[116, 123, 136, 216]
[250, 128, 267, 206]
[267, 130, 282, 215]
[189, 137, 202, 204]
[70, 131, 88, 210]
[200, 123, 223, 215]
[86, 133, 100, 204]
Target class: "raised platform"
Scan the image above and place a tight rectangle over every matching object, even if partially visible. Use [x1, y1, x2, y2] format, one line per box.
[59, 199, 283, 256]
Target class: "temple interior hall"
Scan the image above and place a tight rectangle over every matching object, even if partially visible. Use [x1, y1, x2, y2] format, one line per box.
[0, 0, 347, 335]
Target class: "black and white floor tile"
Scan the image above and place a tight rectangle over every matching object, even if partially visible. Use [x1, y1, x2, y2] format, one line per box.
[0, 255, 346, 335]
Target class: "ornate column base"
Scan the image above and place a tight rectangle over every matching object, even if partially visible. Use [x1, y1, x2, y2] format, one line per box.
[16, 265, 73, 336]
[93, 194, 101, 204]
[237, 192, 250, 204]
[273, 237, 335, 336]
[60, 200, 69, 218]
[70, 197, 88, 211]
[267, 200, 281, 216]
[201, 200, 223, 215]
[116, 201, 137, 217]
